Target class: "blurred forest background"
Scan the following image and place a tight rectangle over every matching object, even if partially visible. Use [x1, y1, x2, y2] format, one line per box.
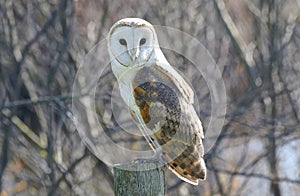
[1, 0, 300, 195]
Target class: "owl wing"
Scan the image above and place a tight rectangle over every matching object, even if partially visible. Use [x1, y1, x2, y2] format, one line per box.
[154, 61, 195, 104]
[151, 62, 204, 138]
[132, 65, 206, 184]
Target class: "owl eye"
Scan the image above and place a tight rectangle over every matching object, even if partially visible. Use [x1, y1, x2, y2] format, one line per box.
[140, 38, 146, 46]
[119, 39, 127, 46]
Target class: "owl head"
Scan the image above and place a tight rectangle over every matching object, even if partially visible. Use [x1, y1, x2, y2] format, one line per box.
[107, 18, 160, 72]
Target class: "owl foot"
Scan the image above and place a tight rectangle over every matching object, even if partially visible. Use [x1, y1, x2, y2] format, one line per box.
[132, 147, 167, 166]
[132, 158, 160, 164]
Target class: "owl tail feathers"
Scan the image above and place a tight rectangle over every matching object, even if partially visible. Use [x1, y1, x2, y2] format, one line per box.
[168, 157, 207, 186]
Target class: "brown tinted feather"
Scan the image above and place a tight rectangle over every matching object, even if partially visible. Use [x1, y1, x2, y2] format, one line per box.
[132, 65, 206, 184]
[134, 86, 151, 123]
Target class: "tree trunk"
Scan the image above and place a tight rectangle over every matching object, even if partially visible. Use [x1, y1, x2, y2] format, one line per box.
[114, 162, 165, 196]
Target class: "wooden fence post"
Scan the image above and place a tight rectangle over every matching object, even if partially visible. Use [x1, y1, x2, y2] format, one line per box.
[113, 162, 165, 196]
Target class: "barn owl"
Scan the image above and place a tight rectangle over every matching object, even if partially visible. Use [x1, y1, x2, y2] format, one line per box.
[107, 18, 206, 185]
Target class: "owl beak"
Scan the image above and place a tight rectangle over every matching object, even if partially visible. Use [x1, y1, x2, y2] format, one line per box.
[128, 48, 140, 63]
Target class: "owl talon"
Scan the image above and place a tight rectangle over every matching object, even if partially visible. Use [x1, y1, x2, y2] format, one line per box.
[132, 157, 167, 167]
[132, 157, 160, 164]
[132, 147, 167, 166]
